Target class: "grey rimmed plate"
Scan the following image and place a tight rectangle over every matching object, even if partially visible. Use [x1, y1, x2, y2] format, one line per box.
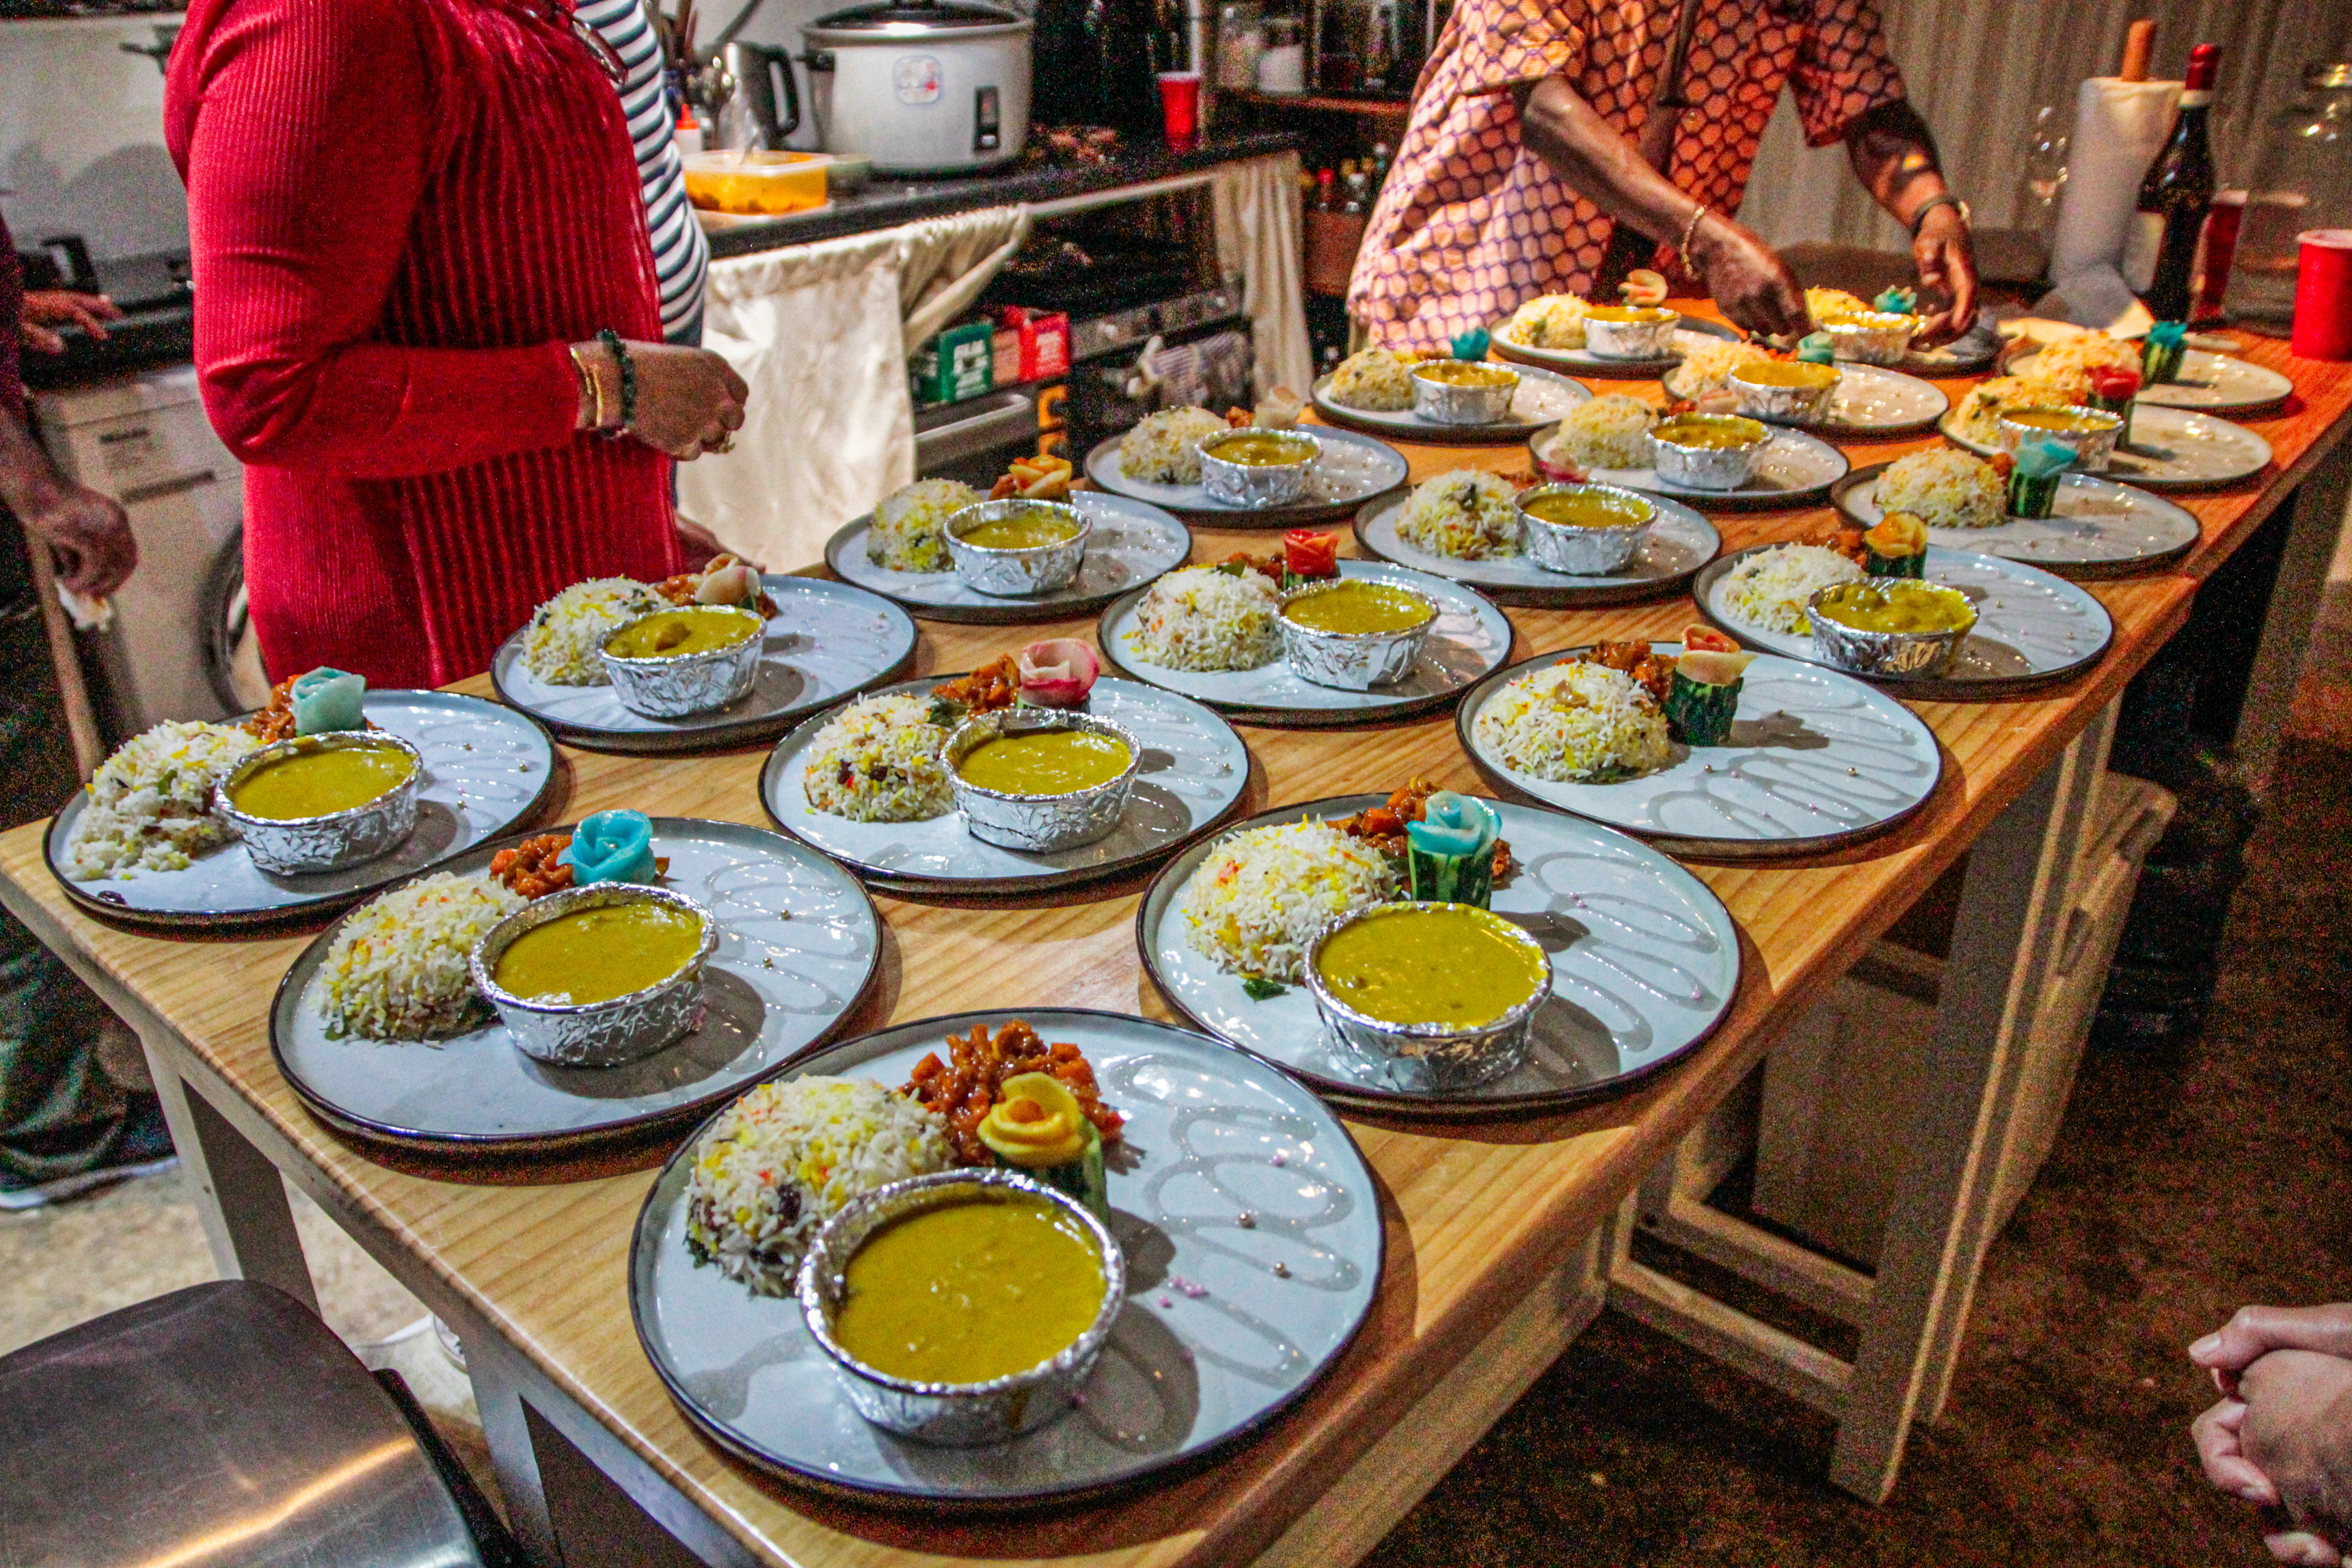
[1661, 360, 1949, 438]
[823, 493, 1191, 625]
[629, 1007, 1382, 1508]
[1082, 424, 1409, 526]
[1834, 462, 2200, 579]
[759, 677, 1251, 894]
[1458, 645, 1942, 858]
[269, 818, 880, 1153]
[1939, 404, 2270, 491]
[1137, 796, 1740, 1114]
[1310, 362, 1593, 445]
[490, 576, 917, 754]
[1490, 317, 1743, 379]
[1351, 490, 1720, 608]
[44, 692, 557, 933]
[1096, 560, 1515, 726]
[2011, 345, 2292, 413]
[1529, 422, 1851, 511]
[1694, 543, 2115, 698]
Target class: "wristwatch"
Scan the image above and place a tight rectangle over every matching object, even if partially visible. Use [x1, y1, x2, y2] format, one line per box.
[1909, 193, 1969, 238]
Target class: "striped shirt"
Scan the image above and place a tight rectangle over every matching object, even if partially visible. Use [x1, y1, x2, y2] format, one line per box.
[578, 0, 709, 339]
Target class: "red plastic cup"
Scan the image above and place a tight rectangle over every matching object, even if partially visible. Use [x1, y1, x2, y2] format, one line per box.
[1157, 71, 1203, 146]
[2192, 190, 2244, 325]
[2292, 229, 2352, 361]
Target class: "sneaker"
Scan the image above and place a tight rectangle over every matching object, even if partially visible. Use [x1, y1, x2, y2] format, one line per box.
[0, 1092, 178, 1211]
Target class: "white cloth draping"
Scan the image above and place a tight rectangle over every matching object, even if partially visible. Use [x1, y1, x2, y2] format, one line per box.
[1214, 152, 1314, 397]
[2046, 76, 2184, 327]
[678, 204, 1031, 571]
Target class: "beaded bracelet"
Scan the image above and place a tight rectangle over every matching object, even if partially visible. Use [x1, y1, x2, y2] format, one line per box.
[598, 328, 638, 435]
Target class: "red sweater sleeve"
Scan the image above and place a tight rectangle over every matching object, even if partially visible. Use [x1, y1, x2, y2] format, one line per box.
[172, 0, 581, 478]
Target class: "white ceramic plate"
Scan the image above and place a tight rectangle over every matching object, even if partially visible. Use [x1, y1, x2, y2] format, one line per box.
[1662, 360, 1949, 437]
[1490, 317, 1743, 379]
[44, 692, 557, 932]
[822, 493, 1191, 625]
[630, 1008, 1382, 1508]
[2013, 345, 2292, 412]
[1096, 560, 1515, 725]
[1457, 646, 1941, 857]
[1083, 425, 1409, 526]
[1351, 491, 1720, 608]
[489, 576, 917, 754]
[1835, 463, 2200, 578]
[759, 677, 1252, 894]
[1530, 423, 1851, 511]
[1138, 796, 1740, 1113]
[1309, 362, 1593, 445]
[1694, 543, 2115, 698]
[1939, 404, 2270, 491]
[269, 818, 880, 1152]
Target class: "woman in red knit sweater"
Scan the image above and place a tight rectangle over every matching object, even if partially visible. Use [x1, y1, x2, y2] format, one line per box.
[165, 0, 747, 688]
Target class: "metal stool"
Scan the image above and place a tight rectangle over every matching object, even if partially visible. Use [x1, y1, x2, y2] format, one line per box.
[0, 1280, 515, 1567]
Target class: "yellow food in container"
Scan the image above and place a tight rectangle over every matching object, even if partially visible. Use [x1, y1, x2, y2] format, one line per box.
[1280, 580, 1435, 635]
[1315, 903, 1549, 1028]
[491, 899, 706, 1006]
[604, 606, 762, 659]
[1813, 580, 1977, 635]
[227, 741, 415, 821]
[681, 150, 831, 216]
[953, 729, 1133, 795]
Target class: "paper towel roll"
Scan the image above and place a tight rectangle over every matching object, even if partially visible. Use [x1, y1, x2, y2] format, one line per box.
[2051, 76, 2183, 283]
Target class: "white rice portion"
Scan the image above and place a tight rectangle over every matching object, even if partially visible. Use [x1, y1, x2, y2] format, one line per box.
[522, 577, 665, 685]
[1324, 349, 1416, 411]
[1550, 393, 1658, 469]
[1119, 406, 1231, 484]
[801, 692, 953, 822]
[1178, 819, 1401, 983]
[2029, 330, 2139, 393]
[1397, 469, 1523, 559]
[685, 1076, 952, 1297]
[1674, 339, 1772, 395]
[1473, 660, 1674, 783]
[1878, 449, 2005, 530]
[318, 872, 526, 1040]
[1717, 543, 1863, 635]
[64, 720, 261, 880]
[1503, 293, 1590, 350]
[1126, 565, 1281, 671]
[868, 478, 980, 573]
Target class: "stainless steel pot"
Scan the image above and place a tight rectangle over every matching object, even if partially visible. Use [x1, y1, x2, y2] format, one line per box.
[804, 2, 1033, 175]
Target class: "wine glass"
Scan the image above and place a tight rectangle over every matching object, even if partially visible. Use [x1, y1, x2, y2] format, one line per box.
[2019, 104, 2071, 238]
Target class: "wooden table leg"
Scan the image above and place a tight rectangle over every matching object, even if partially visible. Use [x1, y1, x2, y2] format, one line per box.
[2234, 441, 2352, 793]
[1828, 745, 2085, 1501]
[142, 1044, 318, 1314]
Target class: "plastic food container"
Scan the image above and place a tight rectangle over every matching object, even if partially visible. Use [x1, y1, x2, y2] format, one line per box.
[681, 151, 833, 216]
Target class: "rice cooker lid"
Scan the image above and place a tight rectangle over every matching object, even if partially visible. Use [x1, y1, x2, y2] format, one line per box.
[808, 1, 1027, 34]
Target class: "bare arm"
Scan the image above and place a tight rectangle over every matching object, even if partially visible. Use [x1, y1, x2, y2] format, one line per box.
[0, 410, 138, 598]
[1843, 99, 1977, 342]
[1512, 78, 1810, 339]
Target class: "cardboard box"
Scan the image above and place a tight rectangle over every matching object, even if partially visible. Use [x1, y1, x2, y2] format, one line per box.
[912, 318, 997, 406]
[988, 306, 1071, 381]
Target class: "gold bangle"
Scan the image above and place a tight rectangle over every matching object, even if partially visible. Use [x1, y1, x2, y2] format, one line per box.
[569, 344, 606, 430]
[1679, 202, 1709, 263]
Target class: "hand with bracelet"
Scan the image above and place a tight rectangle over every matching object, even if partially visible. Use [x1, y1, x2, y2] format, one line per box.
[570, 333, 748, 459]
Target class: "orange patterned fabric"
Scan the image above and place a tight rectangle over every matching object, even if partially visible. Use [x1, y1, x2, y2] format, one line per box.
[1348, 0, 1906, 350]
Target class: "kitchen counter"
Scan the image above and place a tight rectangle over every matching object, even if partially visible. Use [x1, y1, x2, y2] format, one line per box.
[703, 129, 1300, 257]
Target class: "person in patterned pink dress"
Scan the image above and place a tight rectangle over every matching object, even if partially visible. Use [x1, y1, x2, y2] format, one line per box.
[1348, 0, 1978, 352]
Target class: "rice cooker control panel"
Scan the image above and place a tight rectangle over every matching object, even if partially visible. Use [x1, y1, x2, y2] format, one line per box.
[975, 86, 1001, 152]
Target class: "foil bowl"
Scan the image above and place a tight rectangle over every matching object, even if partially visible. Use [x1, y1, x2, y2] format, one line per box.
[1516, 481, 1656, 576]
[798, 1169, 1125, 1446]
[469, 883, 716, 1067]
[598, 605, 766, 719]
[1277, 577, 1437, 690]
[1648, 414, 1771, 491]
[1995, 404, 2124, 474]
[1821, 311, 1919, 365]
[942, 499, 1092, 596]
[1804, 582, 1979, 681]
[1196, 428, 1322, 507]
[943, 707, 1141, 852]
[1304, 902, 1553, 1093]
[1582, 310, 1679, 360]
[1409, 360, 1521, 426]
[1729, 362, 1841, 424]
[213, 731, 423, 876]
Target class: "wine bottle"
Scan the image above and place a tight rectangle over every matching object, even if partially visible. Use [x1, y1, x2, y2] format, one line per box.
[2125, 43, 2219, 323]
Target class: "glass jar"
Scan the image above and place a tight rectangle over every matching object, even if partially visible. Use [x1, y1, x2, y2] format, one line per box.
[2224, 61, 2352, 327]
[1217, 2, 1264, 89]
[1257, 14, 1306, 94]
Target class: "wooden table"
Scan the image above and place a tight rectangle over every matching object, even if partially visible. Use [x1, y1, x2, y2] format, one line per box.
[5, 317, 2348, 1568]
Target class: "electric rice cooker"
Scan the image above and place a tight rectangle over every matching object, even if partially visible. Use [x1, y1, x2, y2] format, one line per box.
[803, 2, 1034, 176]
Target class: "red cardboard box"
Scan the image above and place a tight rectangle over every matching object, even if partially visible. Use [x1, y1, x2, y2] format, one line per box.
[988, 306, 1071, 381]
